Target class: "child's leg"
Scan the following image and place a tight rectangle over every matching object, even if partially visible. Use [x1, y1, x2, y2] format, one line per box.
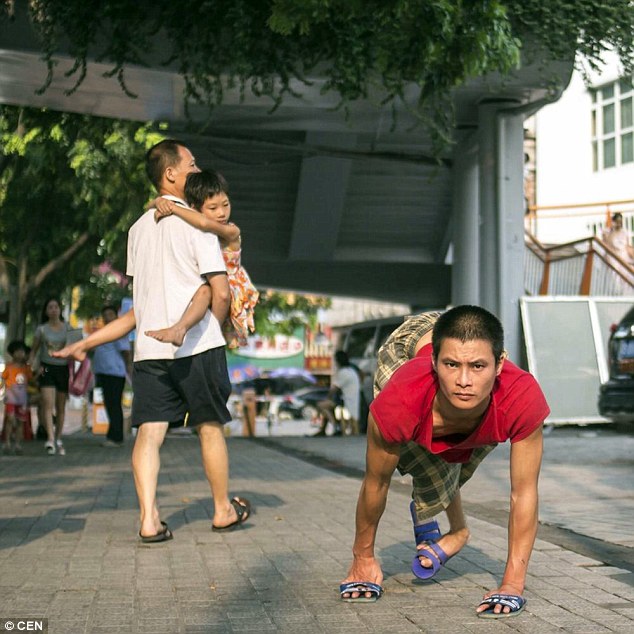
[4, 411, 16, 451]
[146, 284, 212, 346]
[13, 410, 24, 452]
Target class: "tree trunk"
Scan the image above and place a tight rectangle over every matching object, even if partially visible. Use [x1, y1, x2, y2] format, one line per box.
[5, 246, 28, 344]
[5, 232, 91, 344]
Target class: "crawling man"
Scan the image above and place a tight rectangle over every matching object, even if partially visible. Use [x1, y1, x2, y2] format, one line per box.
[340, 306, 549, 619]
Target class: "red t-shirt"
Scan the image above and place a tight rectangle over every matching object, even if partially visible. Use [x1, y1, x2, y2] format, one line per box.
[370, 344, 550, 463]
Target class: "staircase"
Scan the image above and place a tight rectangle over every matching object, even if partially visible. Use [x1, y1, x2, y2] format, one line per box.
[524, 232, 634, 296]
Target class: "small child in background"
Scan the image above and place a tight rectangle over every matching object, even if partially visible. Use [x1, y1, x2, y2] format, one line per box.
[146, 169, 259, 349]
[2, 340, 33, 455]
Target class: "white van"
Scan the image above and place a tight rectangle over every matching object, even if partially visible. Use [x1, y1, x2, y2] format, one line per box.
[335, 310, 446, 404]
[334, 315, 410, 404]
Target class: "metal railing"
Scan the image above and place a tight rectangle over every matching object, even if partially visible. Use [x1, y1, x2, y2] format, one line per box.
[526, 199, 634, 237]
[524, 232, 634, 296]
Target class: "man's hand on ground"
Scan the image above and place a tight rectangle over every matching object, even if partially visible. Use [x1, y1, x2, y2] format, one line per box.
[476, 583, 524, 616]
[341, 555, 383, 600]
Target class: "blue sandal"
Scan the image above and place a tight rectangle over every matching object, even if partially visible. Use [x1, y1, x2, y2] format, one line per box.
[410, 501, 450, 580]
[478, 594, 526, 618]
[339, 581, 383, 603]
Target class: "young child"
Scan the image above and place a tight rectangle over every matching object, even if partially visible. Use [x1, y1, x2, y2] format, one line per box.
[145, 169, 259, 349]
[2, 340, 33, 455]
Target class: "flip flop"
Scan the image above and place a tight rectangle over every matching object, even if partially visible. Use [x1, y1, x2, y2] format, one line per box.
[339, 581, 383, 603]
[139, 521, 173, 544]
[212, 497, 251, 532]
[410, 501, 450, 580]
[477, 594, 526, 619]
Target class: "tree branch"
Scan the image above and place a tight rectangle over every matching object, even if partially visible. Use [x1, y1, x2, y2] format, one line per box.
[0, 153, 14, 180]
[0, 107, 24, 179]
[29, 231, 91, 292]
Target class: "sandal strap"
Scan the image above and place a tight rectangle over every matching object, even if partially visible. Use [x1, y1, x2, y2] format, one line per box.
[230, 497, 249, 520]
[339, 582, 383, 597]
[413, 520, 442, 544]
[425, 541, 449, 564]
[410, 501, 441, 544]
[478, 594, 525, 611]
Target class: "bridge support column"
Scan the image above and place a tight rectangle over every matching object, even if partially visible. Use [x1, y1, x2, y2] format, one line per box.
[478, 100, 525, 364]
[451, 133, 480, 306]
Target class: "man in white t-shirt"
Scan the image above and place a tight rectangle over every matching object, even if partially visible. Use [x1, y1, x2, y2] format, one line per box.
[54, 140, 250, 541]
[315, 350, 361, 436]
[332, 350, 361, 434]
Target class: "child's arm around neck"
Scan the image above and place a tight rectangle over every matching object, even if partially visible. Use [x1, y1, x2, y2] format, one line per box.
[152, 196, 241, 244]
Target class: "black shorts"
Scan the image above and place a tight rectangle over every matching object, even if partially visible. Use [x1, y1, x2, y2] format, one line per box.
[131, 347, 231, 428]
[39, 362, 69, 394]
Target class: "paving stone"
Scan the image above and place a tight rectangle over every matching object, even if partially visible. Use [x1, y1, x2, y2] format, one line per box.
[1, 432, 633, 633]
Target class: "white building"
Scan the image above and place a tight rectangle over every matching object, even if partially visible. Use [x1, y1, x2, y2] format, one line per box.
[533, 54, 634, 244]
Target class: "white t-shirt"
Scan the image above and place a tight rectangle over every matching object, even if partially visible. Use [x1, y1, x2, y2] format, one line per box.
[605, 227, 633, 263]
[333, 366, 361, 421]
[126, 197, 227, 361]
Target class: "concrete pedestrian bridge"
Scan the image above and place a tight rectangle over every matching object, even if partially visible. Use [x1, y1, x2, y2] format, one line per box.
[0, 9, 574, 360]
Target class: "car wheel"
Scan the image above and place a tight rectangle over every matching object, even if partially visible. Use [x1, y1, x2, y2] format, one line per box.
[301, 404, 318, 420]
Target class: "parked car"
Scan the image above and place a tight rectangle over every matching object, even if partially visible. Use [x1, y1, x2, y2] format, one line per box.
[0, 358, 5, 401]
[232, 376, 316, 416]
[334, 315, 408, 404]
[334, 311, 442, 404]
[277, 386, 332, 421]
[598, 305, 634, 423]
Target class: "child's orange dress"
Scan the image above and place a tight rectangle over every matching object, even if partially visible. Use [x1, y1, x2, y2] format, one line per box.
[222, 246, 259, 348]
[1, 363, 34, 442]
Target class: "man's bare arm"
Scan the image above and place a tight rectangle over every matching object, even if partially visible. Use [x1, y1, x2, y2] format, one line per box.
[53, 310, 136, 362]
[352, 415, 401, 557]
[205, 272, 231, 326]
[482, 424, 543, 604]
[340, 414, 401, 598]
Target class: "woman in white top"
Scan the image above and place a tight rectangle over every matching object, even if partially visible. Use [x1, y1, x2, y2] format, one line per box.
[603, 213, 634, 265]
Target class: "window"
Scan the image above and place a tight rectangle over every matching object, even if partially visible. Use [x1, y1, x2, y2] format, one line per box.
[591, 77, 634, 170]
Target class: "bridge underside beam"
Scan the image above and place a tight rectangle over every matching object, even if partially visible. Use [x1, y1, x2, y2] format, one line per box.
[248, 261, 451, 308]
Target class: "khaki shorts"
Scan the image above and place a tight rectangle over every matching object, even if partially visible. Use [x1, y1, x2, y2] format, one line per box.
[374, 310, 497, 521]
[373, 311, 443, 397]
[399, 442, 497, 521]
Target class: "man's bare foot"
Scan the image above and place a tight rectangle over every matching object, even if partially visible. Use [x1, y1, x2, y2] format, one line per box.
[139, 513, 164, 539]
[212, 497, 251, 531]
[416, 527, 470, 568]
[145, 326, 186, 346]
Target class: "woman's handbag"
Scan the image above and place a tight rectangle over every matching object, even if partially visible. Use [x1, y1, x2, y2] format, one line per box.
[68, 358, 93, 397]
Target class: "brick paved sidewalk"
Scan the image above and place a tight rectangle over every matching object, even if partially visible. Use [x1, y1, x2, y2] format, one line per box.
[0, 435, 632, 633]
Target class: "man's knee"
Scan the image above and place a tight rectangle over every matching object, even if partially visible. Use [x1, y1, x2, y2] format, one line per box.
[196, 421, 225, 442]
[135, 422, 169, 446]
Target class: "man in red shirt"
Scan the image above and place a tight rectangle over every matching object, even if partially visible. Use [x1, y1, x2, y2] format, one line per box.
[340, 306, 549, 619]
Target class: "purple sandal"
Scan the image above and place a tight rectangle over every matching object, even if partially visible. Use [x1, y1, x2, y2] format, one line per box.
[410, 501, 451, 580]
